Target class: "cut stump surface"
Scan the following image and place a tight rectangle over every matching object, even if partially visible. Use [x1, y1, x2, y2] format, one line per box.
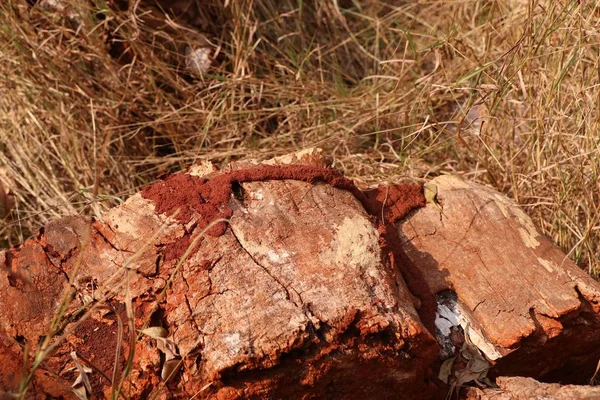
[3, 151, 600, 400]
[0, 149, 437, 400]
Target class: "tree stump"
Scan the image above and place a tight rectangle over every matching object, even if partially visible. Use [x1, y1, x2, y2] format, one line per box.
[2, 150, 600, 400]
[0, 149, 437, 400]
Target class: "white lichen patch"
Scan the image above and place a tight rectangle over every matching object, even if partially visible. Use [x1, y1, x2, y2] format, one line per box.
[267, 249, 292, 264]
[537, 257, 556, 273]
[519, 227, 541, 248]
[333, 216, 379, 270]
[250, 188, 264, 201]
[223, 332, 241, 352]
[490, 193, 540, 249]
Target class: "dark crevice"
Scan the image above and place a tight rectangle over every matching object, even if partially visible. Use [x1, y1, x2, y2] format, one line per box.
[232, 181, 245, 202]
[522, 308, 550, 347]
[228, 224, 331, 346]
[37, 226, 45, 241]
[229, 226, 300, 309]
[138, 383, 157, 400]
[473, 298, 486, 312]
[302, 302, 329, 343]
[179, 272, 202, 333]
[40, 239, 71, 282]
[14, 334, 26, 345]
[93, 224, 132, 254]
[149, 307, 168, 330]
[154, 253, 163, 275]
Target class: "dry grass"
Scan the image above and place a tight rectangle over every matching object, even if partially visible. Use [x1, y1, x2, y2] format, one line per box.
[0, 0, 598, 276]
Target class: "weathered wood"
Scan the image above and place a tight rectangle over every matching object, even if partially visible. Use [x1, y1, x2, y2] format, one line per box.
[399, 175, 600, 383]
[0, 149, 437, 400]
[4, 152, 600, 400]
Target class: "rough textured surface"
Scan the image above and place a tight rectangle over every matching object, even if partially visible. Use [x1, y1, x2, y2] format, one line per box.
[0, 149, 437, 400]
[4, 153, 600, 399]
[399, 175, 600, 382]
[466, 376, 600, 400]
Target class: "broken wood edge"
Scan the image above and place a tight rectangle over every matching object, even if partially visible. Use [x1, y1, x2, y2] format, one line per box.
[398, 174, 600, 385]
